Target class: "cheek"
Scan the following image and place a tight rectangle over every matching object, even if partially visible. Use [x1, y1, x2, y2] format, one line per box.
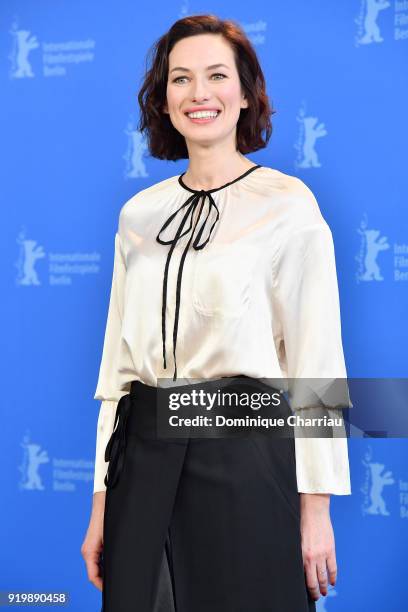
[220, 83, 244, 109]
[165, 88, 181, 112]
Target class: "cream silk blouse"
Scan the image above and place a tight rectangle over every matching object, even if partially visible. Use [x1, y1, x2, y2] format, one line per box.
[93, 165, 352, 495]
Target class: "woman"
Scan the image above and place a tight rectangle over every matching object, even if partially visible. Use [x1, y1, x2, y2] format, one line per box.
[81, 14, 351, 612]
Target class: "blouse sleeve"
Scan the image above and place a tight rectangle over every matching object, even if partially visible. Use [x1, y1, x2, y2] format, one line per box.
[93, 231, 129, 493]
[272, 215, 352, 495]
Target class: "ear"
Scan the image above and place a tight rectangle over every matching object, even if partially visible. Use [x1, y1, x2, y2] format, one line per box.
[163, 102, 168, 114]
[241, 93, 249, 110]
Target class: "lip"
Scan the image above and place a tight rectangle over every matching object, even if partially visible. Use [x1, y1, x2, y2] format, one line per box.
[184, 110, 221, 125]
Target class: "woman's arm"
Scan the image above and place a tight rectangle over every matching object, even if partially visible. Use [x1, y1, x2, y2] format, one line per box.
[82, 229, 128, 590]
[271, 185, 352, 600]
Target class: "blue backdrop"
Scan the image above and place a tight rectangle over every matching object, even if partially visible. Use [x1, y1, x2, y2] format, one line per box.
[2, 1, 407, 610]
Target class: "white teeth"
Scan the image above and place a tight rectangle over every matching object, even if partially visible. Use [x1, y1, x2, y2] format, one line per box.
[187, 111, 219, 119]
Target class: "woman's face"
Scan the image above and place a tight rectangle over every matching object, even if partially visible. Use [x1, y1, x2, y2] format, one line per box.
[163, 34, 248, 149]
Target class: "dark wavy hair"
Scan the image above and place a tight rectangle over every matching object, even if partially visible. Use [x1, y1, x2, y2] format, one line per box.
[137, 14, 275, 161]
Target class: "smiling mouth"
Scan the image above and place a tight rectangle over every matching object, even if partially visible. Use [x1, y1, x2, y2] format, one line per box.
[184, 110, 222, 123]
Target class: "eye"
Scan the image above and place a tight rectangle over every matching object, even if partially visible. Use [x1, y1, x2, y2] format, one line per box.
[172, 73, 227, 84]
[172, 76, 188, 84]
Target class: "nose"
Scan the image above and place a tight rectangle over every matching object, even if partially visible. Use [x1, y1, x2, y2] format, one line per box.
[190, 77, 211, 102]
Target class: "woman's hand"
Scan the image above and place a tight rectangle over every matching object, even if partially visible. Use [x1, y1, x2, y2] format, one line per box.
[81, 491, 106, 592]
[300, 493, 336, 602]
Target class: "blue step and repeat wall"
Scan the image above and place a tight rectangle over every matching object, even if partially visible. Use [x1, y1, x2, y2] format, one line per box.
[2, 1, 407, 610]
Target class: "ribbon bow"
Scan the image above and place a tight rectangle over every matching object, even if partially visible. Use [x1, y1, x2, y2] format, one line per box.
[156, 189, 220, 381]
[104, 393, 132, 489]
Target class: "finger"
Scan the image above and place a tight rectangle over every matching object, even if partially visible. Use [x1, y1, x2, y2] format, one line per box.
[87, 559, 103, 591]
[326, 550, 337, 586]
[304, 563, 321, 601]
[316, 560, 329, 595]
[84, 553, 104, 592]
[91, 573, 103, 591]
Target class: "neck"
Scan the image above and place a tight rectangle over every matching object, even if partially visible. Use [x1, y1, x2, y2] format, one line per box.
[182, 148, 257, 192]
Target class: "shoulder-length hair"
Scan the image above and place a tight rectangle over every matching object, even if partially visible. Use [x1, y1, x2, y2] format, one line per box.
[137, 14, 275, 161]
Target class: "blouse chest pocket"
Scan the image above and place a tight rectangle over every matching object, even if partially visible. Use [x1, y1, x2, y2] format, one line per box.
[192, 242, 259, 318]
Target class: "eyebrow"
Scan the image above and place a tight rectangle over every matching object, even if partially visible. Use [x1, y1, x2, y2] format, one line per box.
[169, 63, 230, 74]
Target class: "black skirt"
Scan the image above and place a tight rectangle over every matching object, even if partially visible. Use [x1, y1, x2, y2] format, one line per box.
[101, 377, 316, 612]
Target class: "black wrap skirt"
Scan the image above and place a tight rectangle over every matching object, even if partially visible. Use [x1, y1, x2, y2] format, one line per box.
[100, 376, 316, 612]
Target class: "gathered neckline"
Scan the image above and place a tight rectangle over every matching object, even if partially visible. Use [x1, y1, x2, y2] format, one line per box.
[178, 164, 263, 195]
